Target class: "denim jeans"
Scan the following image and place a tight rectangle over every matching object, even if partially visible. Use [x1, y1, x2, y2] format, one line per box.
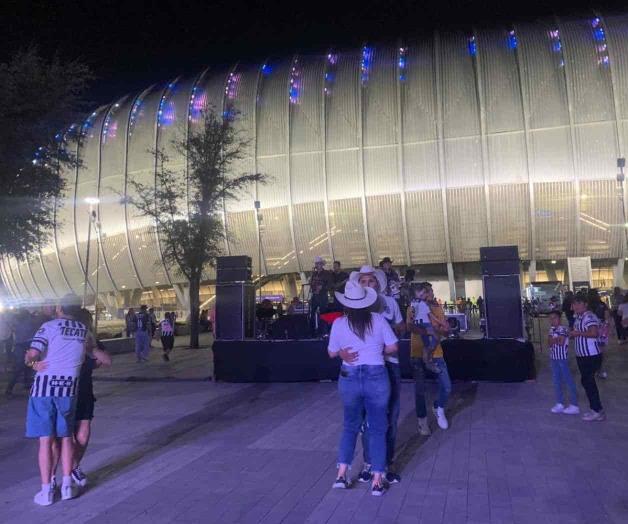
[412, 358, 427, 418]
[550, 358, 578, 406]
[362, 361, 400, 467]
[433, 358, 452, 409]
[135, 331, 151, 360]
[337, 365, 390, 473]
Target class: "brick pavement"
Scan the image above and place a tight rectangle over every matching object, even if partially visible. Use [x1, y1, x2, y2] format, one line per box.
[0, 335, 627, 523]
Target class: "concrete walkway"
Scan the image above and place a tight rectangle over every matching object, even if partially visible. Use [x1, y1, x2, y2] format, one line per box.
[0, 336, 627, 523]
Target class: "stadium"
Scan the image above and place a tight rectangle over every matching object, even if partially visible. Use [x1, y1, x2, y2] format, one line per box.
[2, 12, 628, 311]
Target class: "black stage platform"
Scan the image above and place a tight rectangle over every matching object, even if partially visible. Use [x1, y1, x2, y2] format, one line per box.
[213, 338, 535, 383]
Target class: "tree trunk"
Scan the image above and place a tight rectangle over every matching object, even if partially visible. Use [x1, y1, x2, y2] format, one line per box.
[189, 276, 200, 349]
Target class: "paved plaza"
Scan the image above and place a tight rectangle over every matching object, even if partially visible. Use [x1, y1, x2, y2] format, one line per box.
[1, 335, 627, 524]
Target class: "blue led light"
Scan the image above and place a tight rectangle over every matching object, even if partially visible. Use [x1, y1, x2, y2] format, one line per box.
[361, 46, 374, 84]
[590, 19, 610, 66]
[157, 81, 178, 127]
[289, 61, 301, 104]
[508, 30, 518, 50]
[398, 47, 407, 81]
[261, 63, 272, 75]
[468, 36, 477, 57]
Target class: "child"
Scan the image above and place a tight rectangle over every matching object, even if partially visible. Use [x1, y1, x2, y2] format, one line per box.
[410, 284, 440, 374]
[547, 310, 579, 415]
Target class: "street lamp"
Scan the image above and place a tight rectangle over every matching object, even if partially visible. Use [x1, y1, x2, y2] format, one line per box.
[617, 158, 627, 258]
[82, 197, 100, 318]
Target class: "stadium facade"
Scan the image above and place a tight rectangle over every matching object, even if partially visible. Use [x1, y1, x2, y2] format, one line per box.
[3, 13, 628, 309]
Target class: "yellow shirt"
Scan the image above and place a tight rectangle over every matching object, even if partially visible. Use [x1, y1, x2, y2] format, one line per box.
[406, 303, 445, 359]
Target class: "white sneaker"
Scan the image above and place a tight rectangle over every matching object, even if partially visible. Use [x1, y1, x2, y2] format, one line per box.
[563, 405, 580, 415]
[33, 489, 53, 506]
[61, 484, 78, 501]
[582, 410, 606, 422]
[433, 406, 449, 430]
[551, 403, 565, 414]
[417, 417, 431, 436]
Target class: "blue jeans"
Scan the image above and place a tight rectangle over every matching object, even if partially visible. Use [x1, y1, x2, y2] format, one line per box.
[551, 358, 578, 406]
[135, 331, 151, 360]
[433, 358, 451, 409]
[338, 365, 390, 473]
[362, 361, 400, 467]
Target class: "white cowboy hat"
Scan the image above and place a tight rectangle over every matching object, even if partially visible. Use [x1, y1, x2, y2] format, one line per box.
[335, 280, 378, 309]
[349, 265, 387, 293]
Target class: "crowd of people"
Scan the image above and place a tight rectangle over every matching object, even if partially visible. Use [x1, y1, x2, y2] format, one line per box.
[125, 306, 177, 362]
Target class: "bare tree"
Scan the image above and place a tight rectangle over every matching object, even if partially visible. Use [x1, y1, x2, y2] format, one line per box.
[128, 108, 266, 348]
[0, 47, 91, 260]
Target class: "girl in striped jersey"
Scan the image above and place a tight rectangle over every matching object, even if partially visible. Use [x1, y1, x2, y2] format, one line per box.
[569, 293, 605, 422]
[546, 311, 579, 415]
[159, 312, 175, 362]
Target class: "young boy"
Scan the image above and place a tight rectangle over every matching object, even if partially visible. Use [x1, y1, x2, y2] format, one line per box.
[410, 284, 440, 374]
[547, 310, 579, 415]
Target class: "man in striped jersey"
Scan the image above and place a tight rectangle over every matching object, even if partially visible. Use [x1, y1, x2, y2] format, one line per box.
[569, 293, 606, 422]
[24, 295, 87, 506]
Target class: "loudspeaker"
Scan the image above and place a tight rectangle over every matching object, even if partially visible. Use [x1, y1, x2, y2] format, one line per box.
[216, 256, 252, 283]
[270, 314, 310, 340]
[483, 274, 524, 339]
[215, 283, 255, 339]
[480, 246, 520, 275]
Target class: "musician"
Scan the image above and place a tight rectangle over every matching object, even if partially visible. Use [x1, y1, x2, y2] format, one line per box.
[379, 257, 400, 300]
[330, 261, 349, 311]
[309, 256, 333, 335]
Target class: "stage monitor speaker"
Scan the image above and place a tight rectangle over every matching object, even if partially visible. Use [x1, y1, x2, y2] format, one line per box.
[216, 256, 252, 283]
[270, 314, 310, 340]
[480, 246, 520, 275]
[483, 274, 524, 339]
[215, 283, 255, 339]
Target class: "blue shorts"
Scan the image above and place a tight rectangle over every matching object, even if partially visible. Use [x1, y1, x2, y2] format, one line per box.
[25, 396, 77, 438]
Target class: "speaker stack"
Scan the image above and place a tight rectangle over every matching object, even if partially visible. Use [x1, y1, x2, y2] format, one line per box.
[480, 246, 524, 339]
[215, 256, 255, 340]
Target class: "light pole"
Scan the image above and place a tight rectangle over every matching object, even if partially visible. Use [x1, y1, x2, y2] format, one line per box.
[82, 197, 100, 307]
[617, 158, 627, 258]
[255, 200, 263, 305]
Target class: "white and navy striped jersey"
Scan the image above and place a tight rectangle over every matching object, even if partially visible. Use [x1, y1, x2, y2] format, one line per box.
[160, 319, 174, 336]
[573, 311, 600, 357]
[30, 319, 87, 397]
[548, 325, 569, 360]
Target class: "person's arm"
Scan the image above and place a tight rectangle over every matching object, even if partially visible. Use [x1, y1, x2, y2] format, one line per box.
[382, 317, 399, 354]
[92, 345, 112, 367]
[384, 342, 399, 355]
[570, 319, 599, 338]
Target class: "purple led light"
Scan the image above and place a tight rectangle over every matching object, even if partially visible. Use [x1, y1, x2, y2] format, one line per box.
[225, 72, 241, 101]
[361, 46, 374, 84]
[289, 60, 301, 104]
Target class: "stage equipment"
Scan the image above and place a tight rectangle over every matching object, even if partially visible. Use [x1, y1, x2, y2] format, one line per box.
[215, 282, 255, 339]
[480, 246, 524, 339]
[445, 312, 468, 334]
[269, 314, 310, 340]
[216, 255, 252, 283]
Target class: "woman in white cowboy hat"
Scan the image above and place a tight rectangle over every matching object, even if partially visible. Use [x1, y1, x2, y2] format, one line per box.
[328, 280, 398, 496]
[348, 265, 404, 484]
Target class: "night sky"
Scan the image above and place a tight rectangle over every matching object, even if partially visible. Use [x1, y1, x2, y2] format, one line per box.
[1, 0, 626, 106]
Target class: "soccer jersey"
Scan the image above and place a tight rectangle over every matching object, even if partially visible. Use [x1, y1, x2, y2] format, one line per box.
[573, 311, 600, 357]
[30, 319, 87, 397]
[160, 319, 174, 336]
[548, 325, 569, 360]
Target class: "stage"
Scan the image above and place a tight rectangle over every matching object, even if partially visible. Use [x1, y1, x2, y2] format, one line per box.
[212, 337, 535, 383]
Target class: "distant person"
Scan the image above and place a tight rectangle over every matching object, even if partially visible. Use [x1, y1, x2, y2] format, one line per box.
[134, 305, 151, 362]
[379, 257, 400, 299]
[0, 311, 12, 374]
[328, 281, 398, 496]
[287, 297, 304, 315]
[546, 310, 579, 415]
[588, 289, 610, 379]
[159, 312, 175, 361]
[610, 287, 625, 343]
[477, 296, 484, 317]
[569, 293, 605, 422]
[148, 307, 157, 337]
[125, 308, 136, 338]
[5, 309, 39, 398]
[331, 261, 349, 293]
[309, 257, 332, 335]
[618, 294, 628, 344]
[399, 269, 416, 313]
[24, 295, 87, 505]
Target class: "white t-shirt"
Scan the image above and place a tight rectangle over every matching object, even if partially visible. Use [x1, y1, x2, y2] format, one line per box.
[379, 295, 403, 364]
[328, 312, 398, 366]
[30, 319, 87, 397]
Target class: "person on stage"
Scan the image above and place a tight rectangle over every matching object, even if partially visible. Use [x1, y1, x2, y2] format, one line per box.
[569, 293, 605, 422]
[328, 281, 398, 496]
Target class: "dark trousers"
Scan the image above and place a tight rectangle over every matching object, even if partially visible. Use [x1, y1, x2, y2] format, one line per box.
[5, 342, 33, 394]
[576, 354, 603, 412]
[161, 335, 175, 351]
[613, 311, 625, 340]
